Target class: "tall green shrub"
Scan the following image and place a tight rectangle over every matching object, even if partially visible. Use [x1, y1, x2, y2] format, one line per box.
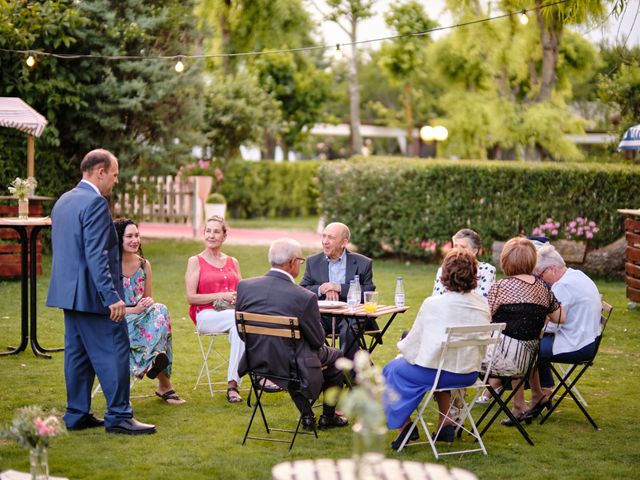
[219, 161, 319, 218]
[318, 157, 638, 259]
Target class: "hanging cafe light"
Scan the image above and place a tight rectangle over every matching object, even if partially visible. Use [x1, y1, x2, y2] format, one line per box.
[519, 10, 529, 25]
[174, 56, 185, 73]
[26, 54, 36, 68]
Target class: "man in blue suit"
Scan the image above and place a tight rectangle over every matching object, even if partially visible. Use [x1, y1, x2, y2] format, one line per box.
[47, 149, 155, 435]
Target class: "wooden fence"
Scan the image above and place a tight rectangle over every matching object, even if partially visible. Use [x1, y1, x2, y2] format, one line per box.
[113, 175, 195, 224]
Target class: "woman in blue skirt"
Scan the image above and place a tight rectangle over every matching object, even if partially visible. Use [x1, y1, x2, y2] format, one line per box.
[383, 248, 491, 449]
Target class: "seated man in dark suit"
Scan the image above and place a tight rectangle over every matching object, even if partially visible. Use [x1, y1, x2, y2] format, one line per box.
[236, 238, 348, 430]
[300, 222, 376, 359]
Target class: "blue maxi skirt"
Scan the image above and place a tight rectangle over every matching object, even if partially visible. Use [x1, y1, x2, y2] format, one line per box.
[383, 357, 478, 429]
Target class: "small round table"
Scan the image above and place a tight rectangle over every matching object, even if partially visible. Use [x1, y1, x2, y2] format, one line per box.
[272, 458, 478, 480]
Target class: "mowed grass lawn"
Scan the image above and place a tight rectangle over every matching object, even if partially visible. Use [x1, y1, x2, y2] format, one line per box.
[1, 239, 639, 479]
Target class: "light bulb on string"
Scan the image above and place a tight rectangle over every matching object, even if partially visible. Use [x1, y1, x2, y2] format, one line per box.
[26, 55, 36, 68]
[333, 44, 343, 61]
[519, 10, 529, 25]
[174, 58, 185, 73]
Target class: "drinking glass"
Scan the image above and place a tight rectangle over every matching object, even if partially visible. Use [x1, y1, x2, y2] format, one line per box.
[364, 291, 378, 313]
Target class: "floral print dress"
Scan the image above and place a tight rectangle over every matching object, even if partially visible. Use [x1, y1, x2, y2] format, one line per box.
[123, 264, 173, 379]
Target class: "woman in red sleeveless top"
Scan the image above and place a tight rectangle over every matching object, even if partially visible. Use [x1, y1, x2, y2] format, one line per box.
[185, 215, 245, 403]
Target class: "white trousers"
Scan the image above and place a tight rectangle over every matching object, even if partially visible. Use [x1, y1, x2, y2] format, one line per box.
[196, 309, 245, 384]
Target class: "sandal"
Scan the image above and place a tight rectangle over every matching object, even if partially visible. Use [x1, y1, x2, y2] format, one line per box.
[155, 389, 186, 405]
[226, 387, 243, 404]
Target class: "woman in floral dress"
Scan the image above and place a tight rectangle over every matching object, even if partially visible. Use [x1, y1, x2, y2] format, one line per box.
[115, 218, 185, 405]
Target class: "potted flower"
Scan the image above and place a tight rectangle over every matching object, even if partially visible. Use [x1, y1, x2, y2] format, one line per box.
[1, 405, 66, 479]
[8, 176, 38, 220]
[205, 192, 227, 219]
[531, 216, 599, 263]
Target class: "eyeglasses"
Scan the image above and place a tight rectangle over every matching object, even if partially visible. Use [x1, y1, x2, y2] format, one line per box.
[295, 257, 306, 264]
[539, 266, 553, 276]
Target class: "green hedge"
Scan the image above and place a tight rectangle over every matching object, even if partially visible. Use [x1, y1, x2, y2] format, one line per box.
[219, 160, 319, 218]
[318, 157, 639, 260]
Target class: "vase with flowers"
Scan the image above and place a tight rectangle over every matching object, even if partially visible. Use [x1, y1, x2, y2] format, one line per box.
[335, 351, 388, 480]
[1, 405, 66, 479]
[8, 176, 38, 220]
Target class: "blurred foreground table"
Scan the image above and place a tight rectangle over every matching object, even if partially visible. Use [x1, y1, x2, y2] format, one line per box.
[1, 470, 68, 480]
[272, 458, 478, 480]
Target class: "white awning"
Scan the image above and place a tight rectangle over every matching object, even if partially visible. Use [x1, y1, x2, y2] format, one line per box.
[618, 124, 640, 151]
[0, 97, 48, 137]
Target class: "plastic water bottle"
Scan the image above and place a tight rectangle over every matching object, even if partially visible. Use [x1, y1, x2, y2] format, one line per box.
[353, 275, 362, 305]
[347, 280, 358, 312]
[395, 276, 405, 307]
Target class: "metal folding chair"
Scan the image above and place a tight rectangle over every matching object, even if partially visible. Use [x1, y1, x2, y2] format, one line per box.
[236, 311, 318, 450]
[396, 323, 506, 458]
[194, 330, 230, 397]
[540, 301, 613, 429]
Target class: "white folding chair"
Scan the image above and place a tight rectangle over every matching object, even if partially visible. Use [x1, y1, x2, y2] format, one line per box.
[194, 330, 230, 397]
[91, 377, 141, 399]
[397, 323, 506, 459]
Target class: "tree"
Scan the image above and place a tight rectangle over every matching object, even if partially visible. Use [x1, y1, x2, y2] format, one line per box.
[195, 0, 314, 74]
[202, 72, 280, 161]
[71, 0, 205, 175]
[325, 0, 376, 155]
[253, 52, 333, 159]
[0, 0, 91, 194]
[0, 0, 206, 196]
[598, 49, 640, 132]
[379, 1, 437, 156]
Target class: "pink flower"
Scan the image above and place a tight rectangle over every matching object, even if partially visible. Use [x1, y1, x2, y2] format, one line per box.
[34, 417, 55, 437]
[551, 229, 558, 235]
[569, 221, 577, 228]
[586, 232, 593, 238]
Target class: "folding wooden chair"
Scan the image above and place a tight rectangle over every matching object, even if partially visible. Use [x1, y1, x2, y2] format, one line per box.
[236, 311, 318, 450]
[193, 330, 230, 397]
[396, 323, 506, 458]
[540, 301, 613, 429]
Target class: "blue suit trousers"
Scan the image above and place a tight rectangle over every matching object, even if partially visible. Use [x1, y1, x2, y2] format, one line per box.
[63, 310, 133, 428]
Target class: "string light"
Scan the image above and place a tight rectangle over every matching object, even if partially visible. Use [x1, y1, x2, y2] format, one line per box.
[26, 54, 36, 68]
[0, 0, 569, 64]
[519, 10, 529, 25]
[333, 44, 343, 61]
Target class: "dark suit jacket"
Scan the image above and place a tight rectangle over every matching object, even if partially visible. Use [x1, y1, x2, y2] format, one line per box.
[300, 249, 375, 302]
[236, 270, 327, 400]
[46, 181, 123, 314]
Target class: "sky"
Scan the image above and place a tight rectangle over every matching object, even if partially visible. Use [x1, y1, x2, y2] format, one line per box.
[307, 0, 640, 51]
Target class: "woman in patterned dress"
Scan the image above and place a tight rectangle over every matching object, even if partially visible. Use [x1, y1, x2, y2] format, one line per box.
[115, 218, 185, 405]
[432, 229, 495, 299]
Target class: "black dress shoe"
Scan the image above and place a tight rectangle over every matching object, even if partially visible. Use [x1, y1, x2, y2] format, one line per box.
[68, 415, 104, 431]
[105, 418, 157, 435]
[318, 414, 349, 429]
[301, 415, 316, 431]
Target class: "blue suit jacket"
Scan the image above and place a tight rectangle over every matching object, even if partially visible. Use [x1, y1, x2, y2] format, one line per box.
[300, 249, 375, 302]
[46, 181, 123, 314]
